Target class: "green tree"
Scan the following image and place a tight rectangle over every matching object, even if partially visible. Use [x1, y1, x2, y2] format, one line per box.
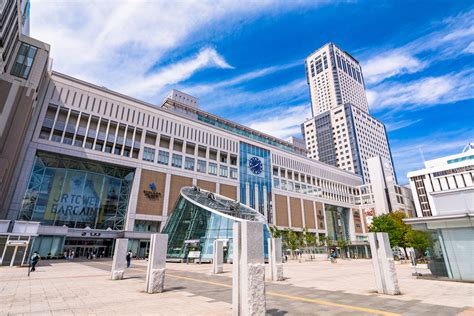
[406, 228, 430, 256]
[370, 211, 407, 253]
[336, 239, 350, 258]
[269, 225, 282, 238]
[302, 228, 317, 250]
[285, 228, 300, 258]
[318, 235, 328, 247]
[370, 210, 430, 258]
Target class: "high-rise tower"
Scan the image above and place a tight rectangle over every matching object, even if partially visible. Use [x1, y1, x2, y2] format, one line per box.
[302, 43, 394, 184]
[305, 42, 368, 116]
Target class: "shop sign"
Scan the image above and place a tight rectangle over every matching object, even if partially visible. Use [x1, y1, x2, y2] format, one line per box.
[184, 239, 200, 244]
[188, 251, 201, 258]
[143, 182, 161, 200]
[81, 232, 102, 237]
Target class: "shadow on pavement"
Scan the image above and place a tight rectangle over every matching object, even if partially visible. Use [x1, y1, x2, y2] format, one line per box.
[267, 308, 289, 315]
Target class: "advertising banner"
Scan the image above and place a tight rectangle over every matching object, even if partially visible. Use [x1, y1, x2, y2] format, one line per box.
[44, 170, 105, 225]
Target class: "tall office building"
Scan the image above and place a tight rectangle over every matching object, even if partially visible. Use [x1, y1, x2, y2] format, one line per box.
[303, 43, 394, 184]
[305, 42, 368, 116]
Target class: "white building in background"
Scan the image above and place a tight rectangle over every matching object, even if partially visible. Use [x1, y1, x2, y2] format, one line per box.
[165, 89, 199, 108]
[407, 143, 474, 217]
[302, 43, 394, 184]
[359, 156, 415, 217]
[287, 136, 306, 151]
[404, 144, 474, 282]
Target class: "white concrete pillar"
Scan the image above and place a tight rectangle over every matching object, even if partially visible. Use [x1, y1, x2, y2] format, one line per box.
[145, 233, 168, 293]
[111, 238, 128, 280]
[268, 238, 284, 281]
[233, 221, 265, 316]
[245, 183, 250, 206]
[368, 232, 401, 295]
[254, 185, 259, 213]
[262, 185, 268, 219]
[213, 239, 224, 274]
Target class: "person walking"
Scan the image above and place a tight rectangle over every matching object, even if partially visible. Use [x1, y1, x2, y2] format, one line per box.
[330, 249, 338, 264]
[126, 250, 132, 268]
[30, 251, 41, 272]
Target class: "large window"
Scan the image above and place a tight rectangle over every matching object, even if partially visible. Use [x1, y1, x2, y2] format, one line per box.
[11, 43, 37, 79]
[185, 157, 194, 171]
[158, 150, 169, 165]
[197, 160, 206, 173]
[230, 167, 238, 180]
[142, 147, 155, 162]
[208, 162, 217, 175]
[219, 165, 228, 178]
[18, 152, 134, 230]
[172, 153, 182, 168]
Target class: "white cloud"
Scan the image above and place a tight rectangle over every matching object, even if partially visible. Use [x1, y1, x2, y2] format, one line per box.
[183, 61, 300, 96]
[384, 118, 422, 132]
[367, 69, 474, 111]
[201, 79, 308, 112]
[361, 9, 474, 84]
[120, 47, 233, 97]
[391, 130, 473, 184]
[363, 54, 425, 84]
[30, 0, 332, 102]
[245, 105, 311, 139]
[463, 41, 474, 54]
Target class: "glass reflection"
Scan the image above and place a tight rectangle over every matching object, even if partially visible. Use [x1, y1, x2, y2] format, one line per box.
[18, 152, 134, 230]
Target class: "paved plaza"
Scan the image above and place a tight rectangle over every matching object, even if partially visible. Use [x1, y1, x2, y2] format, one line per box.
[0, 258, 473, 315]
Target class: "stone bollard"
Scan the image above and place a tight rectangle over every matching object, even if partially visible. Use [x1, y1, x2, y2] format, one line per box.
[145, 233, 168, 294]
[111, 238, 128, 280]
[268, 238, 284, 281]
[213, 239, 224, 274]
[232, 221, 265, 316]
[368, 232, 401, 295]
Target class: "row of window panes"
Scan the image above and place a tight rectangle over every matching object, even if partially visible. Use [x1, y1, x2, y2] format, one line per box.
[273, 177, 322, 197]
[142, 147, 237, 179]
[40, 105, 142, 159]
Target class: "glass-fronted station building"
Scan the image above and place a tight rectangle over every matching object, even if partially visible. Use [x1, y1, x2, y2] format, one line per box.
[1, 70, 372, 265]
[163, 187, 269, 262]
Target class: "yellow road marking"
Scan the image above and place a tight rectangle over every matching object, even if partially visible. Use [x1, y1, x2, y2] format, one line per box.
[168, 273, 232, 288]
[167, 273, 401, 316]
[86, 261, 402, 316]
[265, 291, 401, 316]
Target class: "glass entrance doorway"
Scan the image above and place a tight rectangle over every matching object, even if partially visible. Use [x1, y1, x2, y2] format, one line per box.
[64, 238, 113, 258]
[0, 235, 32, 266]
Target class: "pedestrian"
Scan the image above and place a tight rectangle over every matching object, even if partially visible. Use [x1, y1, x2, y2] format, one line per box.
[126, 250, 132, 268]
[70, 251, 74, 260]
[330, 249, 337, 264]
[30, 251, 41, 272]
[64, 250, 68, 260]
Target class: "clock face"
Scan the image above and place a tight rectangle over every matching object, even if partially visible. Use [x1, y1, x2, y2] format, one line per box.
[248, 157, 263, 175]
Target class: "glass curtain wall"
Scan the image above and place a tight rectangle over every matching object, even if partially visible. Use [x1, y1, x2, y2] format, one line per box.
[18, 152, 134, 230]
[239, 142, 272, 215]
[325, 204, 350, 241]
[163, 187, 269, 261]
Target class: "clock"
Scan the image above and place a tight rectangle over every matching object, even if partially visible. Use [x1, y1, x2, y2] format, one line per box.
[248, 157, 263, 175]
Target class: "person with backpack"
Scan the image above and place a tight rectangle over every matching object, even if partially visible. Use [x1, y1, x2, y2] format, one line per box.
[30, 251, 41, 272]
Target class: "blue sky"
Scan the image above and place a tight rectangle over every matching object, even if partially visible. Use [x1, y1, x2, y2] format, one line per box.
[31, 0, 473, 184]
